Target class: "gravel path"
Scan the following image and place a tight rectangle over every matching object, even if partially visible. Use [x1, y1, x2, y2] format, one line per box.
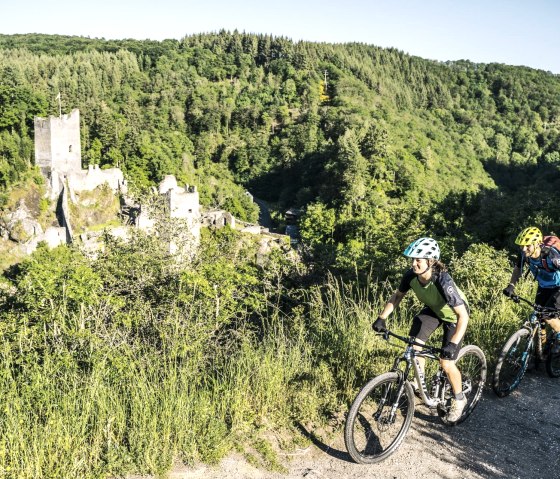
[156, 368, 560, 479]
[192, 206, 558, 478]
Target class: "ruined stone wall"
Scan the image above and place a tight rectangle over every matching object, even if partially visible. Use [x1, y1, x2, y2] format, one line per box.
[168, 189, 200, 220]
[136, 176, 202, 251]
[34, 109, 81, 175]
[33, 117, 52, 171]
[67, 165, 126, 193]
[167, 187, 201, 246]
[59, 183, 74, 243]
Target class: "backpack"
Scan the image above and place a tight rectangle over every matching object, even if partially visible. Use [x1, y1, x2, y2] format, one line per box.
[540, 235, 560, 272]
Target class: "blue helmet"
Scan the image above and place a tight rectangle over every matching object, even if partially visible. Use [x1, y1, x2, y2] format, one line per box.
[403, 237, 440, 260]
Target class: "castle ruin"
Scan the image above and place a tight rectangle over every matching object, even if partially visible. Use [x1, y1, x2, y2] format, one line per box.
[136, 175, 202, 250]
[25, 109, 282, 259]
[34, 109, 82, 176]
[34, 109, 126, 199]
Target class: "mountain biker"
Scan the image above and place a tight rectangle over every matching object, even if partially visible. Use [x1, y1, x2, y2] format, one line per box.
[502, 226, 560, 352]
[373, 237, 470, 423]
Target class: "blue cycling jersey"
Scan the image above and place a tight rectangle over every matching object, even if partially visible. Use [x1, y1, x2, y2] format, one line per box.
[517, 248, 560, 288]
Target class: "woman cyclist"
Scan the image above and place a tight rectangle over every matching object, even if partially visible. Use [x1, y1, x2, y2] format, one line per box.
[373, 237, 470, 423]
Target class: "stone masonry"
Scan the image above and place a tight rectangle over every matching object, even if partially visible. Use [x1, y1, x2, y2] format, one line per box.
[34, 109, 81, 176]
[34, 109, 126, 200]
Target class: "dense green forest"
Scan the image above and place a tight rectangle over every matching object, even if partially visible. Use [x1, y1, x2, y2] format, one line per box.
[2, 32, 560, 267]
[0, 32, 559, 477]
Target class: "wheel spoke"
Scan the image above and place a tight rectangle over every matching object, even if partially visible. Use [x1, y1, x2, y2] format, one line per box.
[546, 349, 560, 378]
[439, 345, 486, 424]
[493, 329, 531, 397]
[345, 373, 414, 464]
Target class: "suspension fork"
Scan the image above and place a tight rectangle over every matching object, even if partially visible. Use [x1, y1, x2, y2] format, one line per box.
[374, 357, 412, 421]
[520, 324, 538, 365]
[430, 368, 446, 401]
[534, 322, 546, 361]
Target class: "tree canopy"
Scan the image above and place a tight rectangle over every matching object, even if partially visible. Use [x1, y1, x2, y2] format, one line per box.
[0, 32, 559, 270]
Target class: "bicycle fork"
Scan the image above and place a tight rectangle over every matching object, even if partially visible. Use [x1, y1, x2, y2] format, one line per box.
[522, 326, 539, 364]
[374, 360, 413, 424]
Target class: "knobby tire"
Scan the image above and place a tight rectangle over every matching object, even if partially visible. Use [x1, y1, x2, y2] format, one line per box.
[438, 345, 487, 425]
[344, 372, 414, 464]
[546, 339, 560, 378]
[493, 328, 531, 397]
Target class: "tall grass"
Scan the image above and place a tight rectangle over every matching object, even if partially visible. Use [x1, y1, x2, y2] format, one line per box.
[0, 241, 535, 477]
[0, 301, 321, 477]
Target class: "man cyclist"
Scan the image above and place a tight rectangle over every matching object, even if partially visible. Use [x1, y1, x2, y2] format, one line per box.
[373, 237, 470, 423]
[503, 226, 560, 352]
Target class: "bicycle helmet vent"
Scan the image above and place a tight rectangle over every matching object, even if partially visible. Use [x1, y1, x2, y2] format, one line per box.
[403, 237, 440, 260]
[515, 227, 542, 246]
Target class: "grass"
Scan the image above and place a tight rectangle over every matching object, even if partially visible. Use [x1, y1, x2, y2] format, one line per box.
[0, 240, 537, 478]
[69, 185, 121, 235]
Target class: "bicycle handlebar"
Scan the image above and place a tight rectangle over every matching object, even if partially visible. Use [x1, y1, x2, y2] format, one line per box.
[510, 295, 560, 314]
[378, 329, 443, 355]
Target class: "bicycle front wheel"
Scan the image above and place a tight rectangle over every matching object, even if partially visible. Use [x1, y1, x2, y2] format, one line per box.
[493, 328, 532, 397]
[344, 372, 414, 464]
[438, 345, 487, 425]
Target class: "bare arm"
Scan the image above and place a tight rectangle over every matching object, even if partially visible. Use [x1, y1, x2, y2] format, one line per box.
[379, 290, 406, 319]
[450, 304, 469, 344]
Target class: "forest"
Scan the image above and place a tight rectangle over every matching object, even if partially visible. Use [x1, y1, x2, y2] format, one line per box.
[0, 32, 559, 477]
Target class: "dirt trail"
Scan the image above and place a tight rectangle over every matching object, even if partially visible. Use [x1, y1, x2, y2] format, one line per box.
[137, 370, 560, 479]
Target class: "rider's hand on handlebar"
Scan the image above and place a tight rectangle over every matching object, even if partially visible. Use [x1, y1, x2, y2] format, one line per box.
[503, 284, 515, 298]
[372, 316, 387, 333]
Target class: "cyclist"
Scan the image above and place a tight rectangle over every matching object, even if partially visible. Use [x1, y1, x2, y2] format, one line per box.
[502, 226, 560, 352]
[373, 237, 470, 423]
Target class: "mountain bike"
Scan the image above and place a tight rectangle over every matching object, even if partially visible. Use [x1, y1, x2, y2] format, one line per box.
[492, 295, 560, 397]
[344, 329, 487, 464]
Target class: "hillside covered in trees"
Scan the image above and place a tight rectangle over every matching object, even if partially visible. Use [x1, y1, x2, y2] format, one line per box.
[1, 31, 560, 271]
[1, 32, 560, 478]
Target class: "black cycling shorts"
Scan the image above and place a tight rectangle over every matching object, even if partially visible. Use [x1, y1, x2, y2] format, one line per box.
[409, 307, 462, 360]
[535, 287, 560, 313]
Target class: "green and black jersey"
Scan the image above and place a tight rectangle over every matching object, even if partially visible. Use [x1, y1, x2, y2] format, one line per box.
[398, 269, 468, 323]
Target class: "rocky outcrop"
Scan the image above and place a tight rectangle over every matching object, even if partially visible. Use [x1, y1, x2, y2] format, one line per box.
[0, 201, 43, 243]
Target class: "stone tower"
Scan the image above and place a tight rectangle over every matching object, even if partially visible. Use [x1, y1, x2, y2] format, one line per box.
[34, 109, 82, 176]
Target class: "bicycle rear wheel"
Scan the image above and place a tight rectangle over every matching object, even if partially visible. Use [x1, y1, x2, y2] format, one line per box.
[546, 334, 560, 378]
[344, 372, 414, 464]
[438, 345, 487, 425]
[493, 328, 532, 397]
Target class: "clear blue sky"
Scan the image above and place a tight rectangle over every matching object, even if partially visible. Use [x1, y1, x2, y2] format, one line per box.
[2, 0, 559, 73]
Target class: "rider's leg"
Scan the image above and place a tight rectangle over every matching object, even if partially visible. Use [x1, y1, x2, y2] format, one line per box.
[545, 317, 560, 332]
[537, 287, 560, 332]
[540, 288, 560, 352]
[440, 359, 462, 394]
[440, 321, 467, 422]
[439, 320, 464, 394]
[413, 339, 426, 388]
[409, 309, 440, 389]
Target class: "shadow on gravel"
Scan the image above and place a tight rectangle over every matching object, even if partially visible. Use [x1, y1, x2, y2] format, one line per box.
[298, 371, 560, 478]
[409, 372, 560, 479]
[295, 423, 354, 464]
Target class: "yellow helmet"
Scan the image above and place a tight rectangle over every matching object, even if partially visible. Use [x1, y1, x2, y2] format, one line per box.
[515, 226, 542, 246]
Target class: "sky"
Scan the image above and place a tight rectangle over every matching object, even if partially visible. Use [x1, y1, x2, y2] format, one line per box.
[1, 0, 559, 73]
